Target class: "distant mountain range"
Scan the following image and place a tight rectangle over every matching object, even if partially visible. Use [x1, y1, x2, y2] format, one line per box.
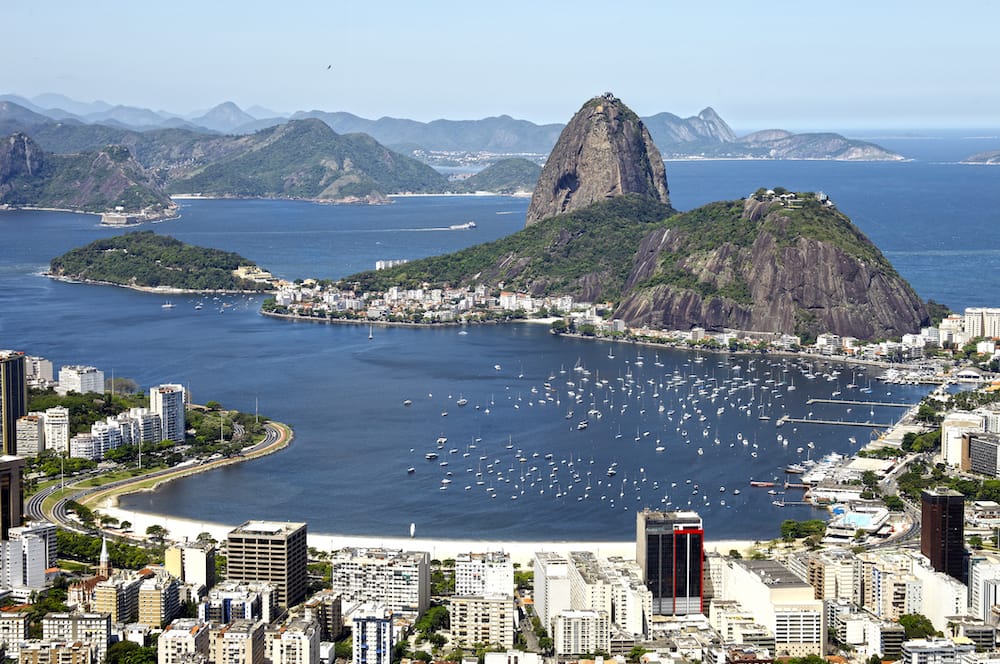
[0, 93, 903, 161]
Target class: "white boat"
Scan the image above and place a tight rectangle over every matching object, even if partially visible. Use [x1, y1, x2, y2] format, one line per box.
[161, 302, 175, 309]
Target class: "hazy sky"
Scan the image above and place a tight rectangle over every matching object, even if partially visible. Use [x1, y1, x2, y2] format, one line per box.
[3, 0, 997, 130]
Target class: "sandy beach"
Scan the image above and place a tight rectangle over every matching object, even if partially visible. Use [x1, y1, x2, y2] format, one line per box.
[97, 505, 756, 566]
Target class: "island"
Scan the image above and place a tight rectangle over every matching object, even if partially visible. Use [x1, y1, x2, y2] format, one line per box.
[48, 231, 278, 293]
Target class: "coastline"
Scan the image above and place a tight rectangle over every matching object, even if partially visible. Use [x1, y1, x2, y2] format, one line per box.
[95, 504, 756, 566]
[45, 273, 273, 296]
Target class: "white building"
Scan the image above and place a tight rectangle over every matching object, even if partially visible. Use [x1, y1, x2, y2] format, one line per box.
[483, 652, 541, 664]
[198, 581, 276, 625]
[911, 559, 968, 633]
[158, 619, 210, 664]
[57, 365, 104, 395]
[43, 407, 69, 454]
[15, 415, 44, 456]
[0, 612, 29, 659]
[552, 610, 609, 657]
[450, 594, 515, 649]
[329, 548, 429, 617]
[719, 559, 824, 657]
[455, 551, 513, 597]
[533, 552, 572, 628]
[41, 612, 112, 663]
[352, 606, 393, 664]
[3, 522, 57, 599]
[941, 411, 985, 468]
[24, 357, 53, 386]
[150, 384, 185, 444]
[267, 619, 320, 664]
[901, 638, 975, 664]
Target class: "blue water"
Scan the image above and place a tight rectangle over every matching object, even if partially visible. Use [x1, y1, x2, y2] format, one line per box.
[1, 141, 997, 541]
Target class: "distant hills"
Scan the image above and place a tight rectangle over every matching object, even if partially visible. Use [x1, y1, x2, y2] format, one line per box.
[0, 92, 903, 161]
[963, 150, 1000, 165]
[0, 133, 175, 215]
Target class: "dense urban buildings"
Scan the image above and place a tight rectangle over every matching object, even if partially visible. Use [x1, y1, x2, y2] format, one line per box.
[329, 547, 430, 617]
[921, 487, 967, 583]
[226, 521, 308, 609]
[637, 509, 704, 616]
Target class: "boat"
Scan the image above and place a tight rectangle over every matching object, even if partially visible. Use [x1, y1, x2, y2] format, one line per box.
[403, 399, 413, 406]
[194, 303, 203, 310]
[785, 463, 806, 474]
[577, 420, 589, 430]
[425, 453, 438, 460]
[407, 467, 415, 474]
[456, 396, 468, 407]
[749, 480, 775, 487]
[449, 221, 477, 230]
[161, 302, 175, 309]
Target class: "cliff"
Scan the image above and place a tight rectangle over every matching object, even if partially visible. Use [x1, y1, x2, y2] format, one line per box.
[525, 93, 672, 226]
[614, 193, 928, 340]
[0, 132, 174, 214]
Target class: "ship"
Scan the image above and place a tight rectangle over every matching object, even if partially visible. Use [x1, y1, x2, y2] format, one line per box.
[449, 221, 477, 230]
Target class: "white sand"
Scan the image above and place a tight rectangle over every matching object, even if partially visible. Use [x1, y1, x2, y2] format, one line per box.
[98, 505, 758, 566]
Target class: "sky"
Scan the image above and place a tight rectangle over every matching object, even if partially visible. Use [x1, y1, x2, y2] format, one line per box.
[2, 0, 998, 131]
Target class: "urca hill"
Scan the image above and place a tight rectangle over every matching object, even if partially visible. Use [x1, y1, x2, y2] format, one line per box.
[355, 94, 928, 341]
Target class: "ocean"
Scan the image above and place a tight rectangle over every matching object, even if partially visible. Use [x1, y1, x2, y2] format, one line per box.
[1, 136, 997, 541]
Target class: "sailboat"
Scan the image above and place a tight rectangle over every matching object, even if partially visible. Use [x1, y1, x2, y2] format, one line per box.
[368, 324, 374, 340]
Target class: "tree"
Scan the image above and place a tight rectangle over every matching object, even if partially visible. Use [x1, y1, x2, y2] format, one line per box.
[628, 646, 651, 663]
[969, 535, 984, 549]
[145, 524, 168, 544]
[550, 319, 568, 334]
[899, 613, 941, 639]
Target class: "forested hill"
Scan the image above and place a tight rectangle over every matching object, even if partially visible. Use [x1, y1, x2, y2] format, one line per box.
[49, 231, 272, 292]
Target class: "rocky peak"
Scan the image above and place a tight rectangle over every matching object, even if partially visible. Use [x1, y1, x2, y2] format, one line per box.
[525, 93, 672, 226]
[693, 107, 737, 142]
[0, 132, 45, 190]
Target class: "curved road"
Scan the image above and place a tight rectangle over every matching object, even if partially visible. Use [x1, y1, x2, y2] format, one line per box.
[35, 422, 287, 534]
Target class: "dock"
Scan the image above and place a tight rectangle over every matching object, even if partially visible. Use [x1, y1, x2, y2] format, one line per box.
[778, 415, 891, 428]
[805, 398, 916, 407]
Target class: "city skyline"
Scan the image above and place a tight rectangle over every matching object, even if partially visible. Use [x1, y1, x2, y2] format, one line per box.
[2, 1, 998, 131]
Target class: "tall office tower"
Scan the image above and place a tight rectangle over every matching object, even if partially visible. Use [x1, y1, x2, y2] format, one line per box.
[150, 384, 186, 444]
[226, 521, 308, 608]
[921, 487, 967, 583]
[636, 509, 704, 616]
[0, 351, 27, 455]
[0, 456, 24, 540]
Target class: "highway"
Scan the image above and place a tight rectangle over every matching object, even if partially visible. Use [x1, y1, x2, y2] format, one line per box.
[31, 422, 284, 534]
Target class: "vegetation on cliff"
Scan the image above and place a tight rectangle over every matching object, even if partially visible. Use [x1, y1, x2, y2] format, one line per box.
[49, 231, 270, 291]
[0, 133, 173, 213]
[347, 195, 673, 302]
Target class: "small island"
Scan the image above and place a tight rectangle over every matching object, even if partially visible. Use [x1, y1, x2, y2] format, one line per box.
[48, 231, 277, 293]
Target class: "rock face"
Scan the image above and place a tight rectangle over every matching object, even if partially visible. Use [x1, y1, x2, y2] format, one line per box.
[613, 195, 928, 340]
[0, 133, 45, 197]
[525, 93, 672, 226]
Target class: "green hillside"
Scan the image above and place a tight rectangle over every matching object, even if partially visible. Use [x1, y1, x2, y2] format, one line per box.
[50, 231, 270, 291]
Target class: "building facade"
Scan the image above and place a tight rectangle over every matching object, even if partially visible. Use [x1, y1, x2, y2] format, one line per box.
[226, 521, 308, 608]
[921, 488, 966, 584]
[150, 384, 185, 444]
[636, 509, 704, 616]
[0, 351, 28, 456]
[329, 547, 429, 616]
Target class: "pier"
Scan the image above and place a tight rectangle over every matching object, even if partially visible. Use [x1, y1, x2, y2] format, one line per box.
[778, 415, 891, 428]
[805, 398, 916, 407]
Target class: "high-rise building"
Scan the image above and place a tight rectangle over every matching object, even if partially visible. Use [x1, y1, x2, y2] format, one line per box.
[15, 415, 44, 456]
[352, 606, 393, 664]
[43, 407, 69, 455]
[0, 456, 25, 539]
[636, 509, 703, 616]
[227, 521, 308, 608]
[3, 522, 58, 598]
[158, 619, 210, 664]
[150, 384, 186, 444]
[165, 542, 216, 589]
[266, 619, 320, 664]
[41, 612, 112, 663]
[455, 551, 513, 597]
[56, 365, 104, 396]
[921, 488, 966, 583]
[138, 572, 181, 628]
[329, 547, 429, 617]
[210, 619, 265, 664]
[0, 351, 28, 456]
